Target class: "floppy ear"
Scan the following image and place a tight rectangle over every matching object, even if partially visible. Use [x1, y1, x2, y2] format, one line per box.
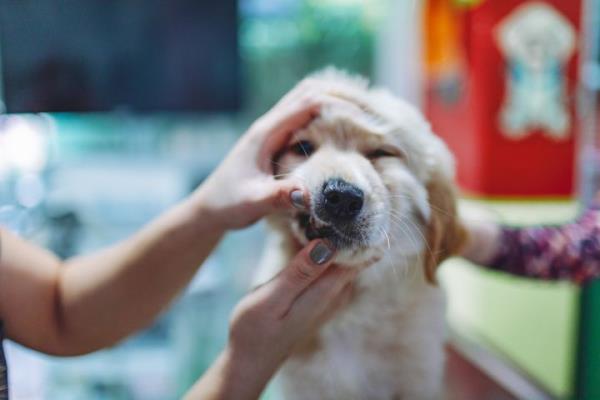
[423, 172, 467, 285]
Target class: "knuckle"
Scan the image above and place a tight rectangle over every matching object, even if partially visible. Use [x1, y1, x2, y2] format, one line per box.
[290, 261, 315, 283]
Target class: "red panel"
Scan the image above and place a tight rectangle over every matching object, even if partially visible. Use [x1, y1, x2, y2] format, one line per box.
[425, 0, 582, 197]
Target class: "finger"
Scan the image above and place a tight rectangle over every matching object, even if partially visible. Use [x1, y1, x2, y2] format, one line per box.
[258, 240, 336, 318]
[234, 177, 307, 225]
[287, 265, 357, 323]
[255, 178, 309, 214]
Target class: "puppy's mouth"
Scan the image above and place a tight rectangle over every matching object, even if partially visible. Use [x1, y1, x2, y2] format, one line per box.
[297, 213, 364, 249]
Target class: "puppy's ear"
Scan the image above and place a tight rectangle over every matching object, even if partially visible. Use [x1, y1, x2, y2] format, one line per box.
[423, 172, 467, 285]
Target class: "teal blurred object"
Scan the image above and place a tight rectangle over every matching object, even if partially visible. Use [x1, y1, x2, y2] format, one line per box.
[241, 0, 378, 117]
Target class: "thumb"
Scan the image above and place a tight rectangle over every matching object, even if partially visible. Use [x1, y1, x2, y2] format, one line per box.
[257, 239, 337, 318]
[257, 178, 309, 214]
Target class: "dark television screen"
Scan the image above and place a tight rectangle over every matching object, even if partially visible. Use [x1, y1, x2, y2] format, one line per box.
[0, 0, 240, 113]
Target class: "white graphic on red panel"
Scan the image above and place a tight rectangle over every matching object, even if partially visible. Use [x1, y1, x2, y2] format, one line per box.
[495, 2, 575, 140]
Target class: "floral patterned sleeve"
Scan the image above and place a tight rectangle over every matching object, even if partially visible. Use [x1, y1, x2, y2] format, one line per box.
[488, 204, 600, 284]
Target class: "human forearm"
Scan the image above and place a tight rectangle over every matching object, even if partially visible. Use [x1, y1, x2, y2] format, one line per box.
[55, 194, 225, 354]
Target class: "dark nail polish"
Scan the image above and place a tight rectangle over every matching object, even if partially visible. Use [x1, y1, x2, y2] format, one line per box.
[290, 190, 305, 210]
[310, 241, 334, 265]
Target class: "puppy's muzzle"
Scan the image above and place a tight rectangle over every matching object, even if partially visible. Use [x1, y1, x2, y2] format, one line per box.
[297, 177, 367, 249]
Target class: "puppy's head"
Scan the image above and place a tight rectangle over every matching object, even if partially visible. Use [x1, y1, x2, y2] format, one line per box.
[273, 69, 465, 282]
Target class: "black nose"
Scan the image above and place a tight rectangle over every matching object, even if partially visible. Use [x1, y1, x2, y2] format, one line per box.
[321, 178, 364, 221]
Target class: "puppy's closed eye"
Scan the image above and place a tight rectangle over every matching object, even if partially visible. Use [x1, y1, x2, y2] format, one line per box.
[366, 147, 404, 161]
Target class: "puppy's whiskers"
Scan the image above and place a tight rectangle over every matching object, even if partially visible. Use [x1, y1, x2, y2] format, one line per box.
[378, 226, 391, 250]
[392, 217, 424, 262]
[382, 211, 429, 275]
[272, 172, 309, 185]
[270, 158, 289, 171]
[383, 193, 456, 219]
[387, 210, 432, 257]
[272, 172, 293, 179]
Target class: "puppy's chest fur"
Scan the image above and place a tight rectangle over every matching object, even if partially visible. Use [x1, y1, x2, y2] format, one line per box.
[267, 251, 447, 400]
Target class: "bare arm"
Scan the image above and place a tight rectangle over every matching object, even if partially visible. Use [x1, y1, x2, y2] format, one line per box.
[0, 198, 223, 355]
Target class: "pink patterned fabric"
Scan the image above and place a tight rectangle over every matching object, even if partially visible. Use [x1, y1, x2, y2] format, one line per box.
[489, 204, 600, 284]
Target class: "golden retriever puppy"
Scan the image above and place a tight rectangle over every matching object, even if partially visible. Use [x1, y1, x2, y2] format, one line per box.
[256, 68, 465, 400]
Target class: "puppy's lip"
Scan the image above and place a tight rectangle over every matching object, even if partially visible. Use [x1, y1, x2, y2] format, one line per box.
[296, 213, 363, 249]
[298, 213, 334, 241]
[306, 222, 337, 242]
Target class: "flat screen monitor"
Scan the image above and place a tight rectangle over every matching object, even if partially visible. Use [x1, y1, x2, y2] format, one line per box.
[0, 0, 240, 113]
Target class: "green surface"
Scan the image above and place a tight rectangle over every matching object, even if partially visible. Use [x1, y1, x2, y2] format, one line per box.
[576, 279, 600, 400]
[440, 199, 581, 398]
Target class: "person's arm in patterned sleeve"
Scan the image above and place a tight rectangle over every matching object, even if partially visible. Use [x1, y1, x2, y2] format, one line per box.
[461, 202, 600, 285]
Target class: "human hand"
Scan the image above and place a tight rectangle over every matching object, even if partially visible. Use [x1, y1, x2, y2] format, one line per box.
[193, 81, 352, 230]
[459, 205, 501, 265]
[227, 239, 355, 368]
[184, 240, 357, 400]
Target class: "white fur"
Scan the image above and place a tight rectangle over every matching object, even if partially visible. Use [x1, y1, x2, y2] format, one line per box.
[277, 256, 446, 400]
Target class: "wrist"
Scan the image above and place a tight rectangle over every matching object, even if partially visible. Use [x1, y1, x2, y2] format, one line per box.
[186, 186, 230, 235]
[217, 345, 279, 399]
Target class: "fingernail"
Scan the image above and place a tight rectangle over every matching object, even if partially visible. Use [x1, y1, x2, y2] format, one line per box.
[310, 241, 335, 265]
[290, 190, 306, 210]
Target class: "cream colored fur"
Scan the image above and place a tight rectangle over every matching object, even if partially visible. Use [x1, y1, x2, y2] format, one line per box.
[256, 68, 462, 400]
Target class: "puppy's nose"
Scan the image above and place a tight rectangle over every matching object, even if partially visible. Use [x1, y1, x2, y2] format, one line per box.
[321, 178, 364, 221]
